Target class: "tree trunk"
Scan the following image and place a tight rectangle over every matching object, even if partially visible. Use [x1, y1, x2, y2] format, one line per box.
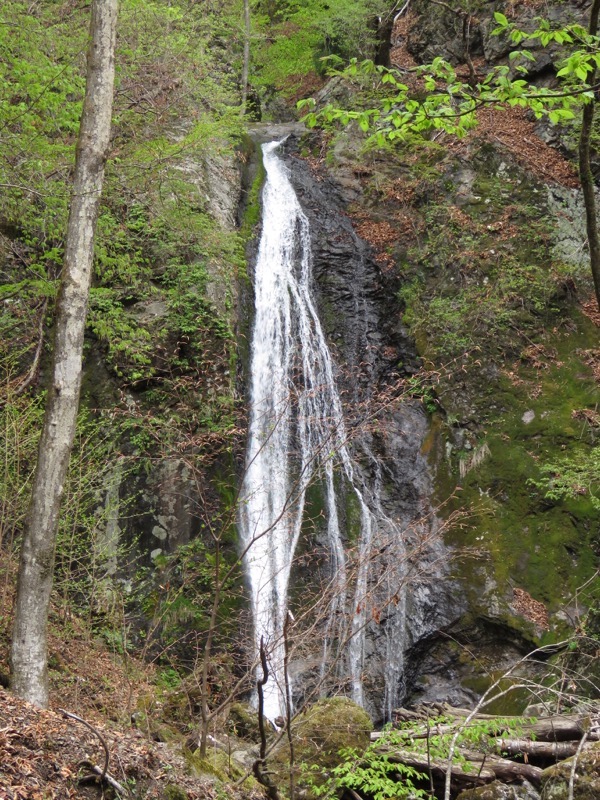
[241, 0, 251, 113]
[579, 0, 600, 310]
[199, 542, 221, 756]
[10, 0, 118, 708]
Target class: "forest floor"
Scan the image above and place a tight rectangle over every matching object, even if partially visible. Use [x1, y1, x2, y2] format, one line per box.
[0, 686, 209, 800]
[0, 659, 248, 800]
[0, 567, 256, 800]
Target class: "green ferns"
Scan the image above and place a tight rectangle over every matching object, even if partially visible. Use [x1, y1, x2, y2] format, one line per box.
[531, 447, 600, 510]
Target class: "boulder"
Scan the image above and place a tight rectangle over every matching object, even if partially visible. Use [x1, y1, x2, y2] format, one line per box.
[457, 779, 540, 800]
[540, 742, 600, 800]
[270, 697, 372, 796]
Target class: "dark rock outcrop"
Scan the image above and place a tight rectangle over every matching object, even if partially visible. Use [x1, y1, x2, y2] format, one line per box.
[271, 137, 461, 721]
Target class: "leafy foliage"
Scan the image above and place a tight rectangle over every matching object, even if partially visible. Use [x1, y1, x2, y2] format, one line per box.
[252, 0, 388, 96]
[299, 13, 600, 138]
[0, 1, 248, 681]
[1, 0, 245, 441]
[306, 715, 529, 800]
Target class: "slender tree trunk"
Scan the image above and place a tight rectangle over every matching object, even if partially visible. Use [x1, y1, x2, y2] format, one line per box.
[10, 0, 118, 708]
[579, 0, 600, 311]
[283, 612, 295, 800]
[253, 638, 281, 800]
[241, 0, 251, 113]
[199, 542, 221, 756]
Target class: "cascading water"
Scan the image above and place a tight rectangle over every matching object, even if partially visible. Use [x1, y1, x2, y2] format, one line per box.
[239, 139, 408, 721]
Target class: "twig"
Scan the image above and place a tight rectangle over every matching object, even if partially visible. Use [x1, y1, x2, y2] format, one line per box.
[79, 762, 128, 795]
[59, 708, 110, 781]
[59, 707, 128, 796]
[568, 730, 589, 800]
[425, 712, 435, 797]
[252, 638, 281, 800]
[284, 612, 295, 800]
[15, 300, 47, 396]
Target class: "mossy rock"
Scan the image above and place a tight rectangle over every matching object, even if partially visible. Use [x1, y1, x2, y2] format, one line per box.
[292, 696, 372, 767]
[227, 701, 261, 742]
[163, 786, 189, 800]
[540, 742, 600, 800]
[457, 779, 540, 799]
[184, 747, 253, 783]
[270, 697, 372, 796]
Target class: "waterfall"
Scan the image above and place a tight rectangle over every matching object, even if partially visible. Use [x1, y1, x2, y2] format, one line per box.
[239, 140, 405, 721]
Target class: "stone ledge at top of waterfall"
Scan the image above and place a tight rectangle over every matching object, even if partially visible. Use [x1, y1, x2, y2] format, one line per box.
[246, 122, 306, 145]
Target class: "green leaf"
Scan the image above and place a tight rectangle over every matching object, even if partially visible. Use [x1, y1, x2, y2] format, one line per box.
[494, 11, 509, 26]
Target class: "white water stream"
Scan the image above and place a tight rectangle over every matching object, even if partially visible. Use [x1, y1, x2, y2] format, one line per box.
[239, 140, 405, 720]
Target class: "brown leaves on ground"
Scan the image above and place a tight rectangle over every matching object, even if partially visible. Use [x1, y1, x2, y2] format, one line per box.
[390, 11, 418, 71]
[352, 217, 398, 269]
[582, 298, 600, 327]
[512, 588, 549, 629]
[572, 407, 600, 428]
[0, 569, 253, 800]
[519, 343, 561, 371]
[474, 107, 579, 188]
[280, 71, 325, 104]
[0, 688, 224, 800]
[506, 0, 549, 15]
[577, 348, 600, 382]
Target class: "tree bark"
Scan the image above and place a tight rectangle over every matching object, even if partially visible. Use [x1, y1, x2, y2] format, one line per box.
[241, 0, 251, 113]
[579, 0, 600, 310]
[199, 541, 221, 756]
[10, 0, 118, 708]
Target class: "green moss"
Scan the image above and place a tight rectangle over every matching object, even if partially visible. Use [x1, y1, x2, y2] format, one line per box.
[164, 786, 189, 800]
[240, 146, 266, 245]
[541, 742, 600, 800]
[270, 697, 373, 798]
[437, 318, 600, 635]
[353, 135, 600, 637]
[227, 701, 261, 741]
[185, 749, 229, 781]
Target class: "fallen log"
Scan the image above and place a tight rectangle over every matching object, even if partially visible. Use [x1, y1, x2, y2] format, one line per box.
[467, 754, 542, 786]
[434, 706, 599, 742]
[493, 738, 589, 759]
[372, 721, 508, 742]
[378, 747, 543, 788]
[376, 707, 600, 744]
[381, 749, 496, 788]
[526, 717, 598, 742]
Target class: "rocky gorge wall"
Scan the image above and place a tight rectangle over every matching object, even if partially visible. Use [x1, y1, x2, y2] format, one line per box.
[74, 0, 599, 723]
[293, 0, 600, 710]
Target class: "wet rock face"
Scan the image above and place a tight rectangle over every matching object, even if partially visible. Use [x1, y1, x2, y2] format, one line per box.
[282, 139, 417, 387]
[278, 139, 460, 720]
